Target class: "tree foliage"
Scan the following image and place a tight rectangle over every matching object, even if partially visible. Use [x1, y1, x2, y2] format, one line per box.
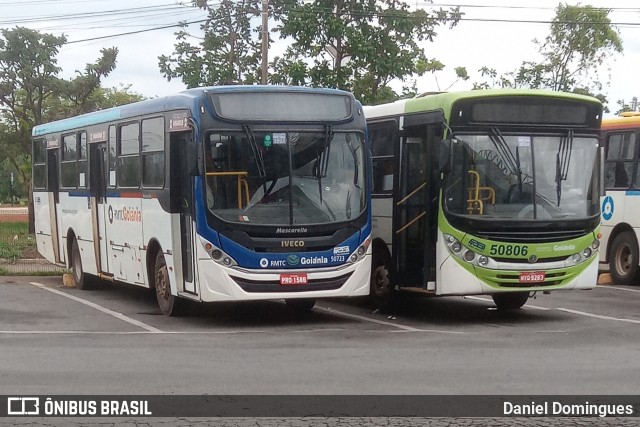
[473, 4, 622, 100]
[159, 0, 262, 87]
[271, 0, 461, 104]
[0, 27, 120, 229]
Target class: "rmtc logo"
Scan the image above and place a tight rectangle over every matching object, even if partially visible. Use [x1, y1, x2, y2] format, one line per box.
[287, 255, 300, 266]
[281, 240, 304, 248]
[108, 205, 142, 224]
[468, 239, 486, 252]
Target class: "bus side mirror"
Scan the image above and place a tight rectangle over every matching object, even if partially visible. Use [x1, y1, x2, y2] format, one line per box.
[186, 138, 202, 177]
[439, 138, 452, 174]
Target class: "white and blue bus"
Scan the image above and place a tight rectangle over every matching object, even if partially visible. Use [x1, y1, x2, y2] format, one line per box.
[32, 86, 372, 315]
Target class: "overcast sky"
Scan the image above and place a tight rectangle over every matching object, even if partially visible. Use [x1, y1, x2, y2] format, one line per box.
[2, 0, 638, 115]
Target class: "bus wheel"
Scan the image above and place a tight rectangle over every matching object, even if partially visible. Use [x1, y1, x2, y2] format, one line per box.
[285, 298, 316, 313]
[610, 231, 639, 286]
[370, 265, 391, 307]
[154, 252, 182, 316]
[491, 292, 529, 310]
[71, 238, 91, 290]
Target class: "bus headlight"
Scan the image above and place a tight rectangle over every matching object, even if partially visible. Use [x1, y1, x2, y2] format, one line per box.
[478, 256, 489, 266]
[591, 239, 600, 250]
[571, 253, 582, 264]
[444, 234, 463, 255]
[464, 250, 476, 262]
[348, 238, 371, 264]
[582, 247, 592, 258]
[199, 236, 237, 267]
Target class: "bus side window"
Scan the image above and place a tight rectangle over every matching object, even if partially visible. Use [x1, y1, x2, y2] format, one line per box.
[33, 139, 47, 190]
[141, 117, 165, 188]
[78, 132, 87, 188]
[60, 133, 78, 188]
[117, 122, 141, 188]
[604, 132, 635, 189]
[369, 121, 397, 194]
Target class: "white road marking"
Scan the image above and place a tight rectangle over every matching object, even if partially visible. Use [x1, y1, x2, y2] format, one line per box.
[464, 295, 551, 311]
[556, 308, 640, 325]
[315, 306, 465, 334]
[598, 285, 640, 294]
[29, 281, 163, 333]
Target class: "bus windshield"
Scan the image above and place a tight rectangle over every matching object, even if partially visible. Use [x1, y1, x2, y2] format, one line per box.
[444, 132, 599, 220]
[204, 130, 366, 225]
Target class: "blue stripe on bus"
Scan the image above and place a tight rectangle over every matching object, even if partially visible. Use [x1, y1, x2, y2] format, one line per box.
[32, 109, 122, 136]
[625, 191, 640, 196]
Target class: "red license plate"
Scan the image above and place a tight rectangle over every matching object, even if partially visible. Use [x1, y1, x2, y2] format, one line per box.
[280, 273, 308, 285]
[519, 271, 546, 283]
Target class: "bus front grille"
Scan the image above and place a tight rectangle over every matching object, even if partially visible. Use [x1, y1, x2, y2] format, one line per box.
[480, 270, 573, 289]
[492, 255, 568, 263]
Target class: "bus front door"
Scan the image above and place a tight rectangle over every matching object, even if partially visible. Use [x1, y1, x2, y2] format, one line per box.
[393, 118, 441, 288]
[89, 143, 109, 275]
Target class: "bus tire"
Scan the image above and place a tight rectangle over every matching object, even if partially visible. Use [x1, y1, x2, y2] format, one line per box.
[71, 238, 92, 290]
[154, 251, 183, 316]
[492, 292, 529, 310]
[285, 298, 316, 313]
[370, 265, 392, 308]
[609, 231, 639, 286]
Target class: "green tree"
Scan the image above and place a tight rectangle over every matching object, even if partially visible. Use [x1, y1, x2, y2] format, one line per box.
[474, 4, 622, 100]
[615, 97, 639, 115]
[271, 0, 461, 104]
[64, 48, 119, 115]
[159, 0, 262, 87]
[0, 27, 119, 231]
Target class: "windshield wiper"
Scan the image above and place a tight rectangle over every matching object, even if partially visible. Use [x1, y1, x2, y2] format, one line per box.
[243, 125, 266, 178]
[345, 133, 360, 187]
[315, 124, 333, 204]
[489, 128, 520, 177]
[555, 130, 573, 206]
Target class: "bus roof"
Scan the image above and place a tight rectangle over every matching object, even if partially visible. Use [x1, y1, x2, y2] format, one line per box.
[601, 113, 640, 131]
[32, 85, 354, 137]
[363, 89, 602, 120]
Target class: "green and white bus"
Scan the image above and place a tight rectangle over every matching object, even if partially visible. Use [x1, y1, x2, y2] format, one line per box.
[364, 89, 602, 309]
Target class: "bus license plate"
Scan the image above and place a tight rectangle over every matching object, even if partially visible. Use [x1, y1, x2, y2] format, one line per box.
[280, 273, 308, 286]
[519, 271, 545, 283]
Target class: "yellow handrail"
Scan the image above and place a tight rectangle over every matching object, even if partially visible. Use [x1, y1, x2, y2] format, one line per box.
[206, 171, 250, 209]
[396, 182, 427, 206]
[466, 170, 496, 214]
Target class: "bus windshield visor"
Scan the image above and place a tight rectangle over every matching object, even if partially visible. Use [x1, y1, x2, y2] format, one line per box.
[443, 132, 599, 220]
[204, 130, 366, 225]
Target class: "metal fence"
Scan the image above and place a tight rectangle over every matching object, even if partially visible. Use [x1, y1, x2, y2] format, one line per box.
[0, 207, 66, 275]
